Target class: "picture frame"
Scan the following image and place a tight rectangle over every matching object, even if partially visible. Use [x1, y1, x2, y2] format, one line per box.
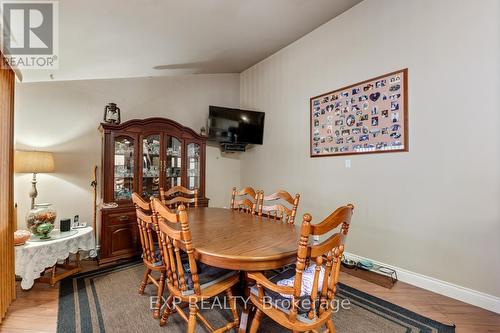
[310, 68, 408, 157]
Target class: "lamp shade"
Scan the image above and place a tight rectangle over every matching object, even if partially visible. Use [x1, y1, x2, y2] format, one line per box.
[14, 151, 55, 173]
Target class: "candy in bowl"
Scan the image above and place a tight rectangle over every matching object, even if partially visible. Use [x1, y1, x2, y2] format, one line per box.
[26, 203, 57, 236]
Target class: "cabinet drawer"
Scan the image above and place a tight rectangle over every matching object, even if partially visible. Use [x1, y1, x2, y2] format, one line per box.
[103, 211, 136, 226]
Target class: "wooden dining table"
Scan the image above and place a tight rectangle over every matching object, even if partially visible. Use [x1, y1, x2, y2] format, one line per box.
[185, 207, 301, 332]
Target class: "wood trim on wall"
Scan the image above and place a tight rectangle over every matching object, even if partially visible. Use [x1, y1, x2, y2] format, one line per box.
[344, 251, 500, 314]
[0, 51, 16, 323]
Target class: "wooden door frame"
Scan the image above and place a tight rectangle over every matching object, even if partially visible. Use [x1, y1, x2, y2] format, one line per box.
[0, 51, 16, 323]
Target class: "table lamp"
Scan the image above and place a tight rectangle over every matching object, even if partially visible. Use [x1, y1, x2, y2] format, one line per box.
[14, 151, 55, 209]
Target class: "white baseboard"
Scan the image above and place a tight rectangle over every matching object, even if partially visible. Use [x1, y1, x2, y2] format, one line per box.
[343, 251, 500, 314]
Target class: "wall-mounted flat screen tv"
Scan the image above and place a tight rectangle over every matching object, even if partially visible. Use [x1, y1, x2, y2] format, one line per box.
[208, 106, 265, 145]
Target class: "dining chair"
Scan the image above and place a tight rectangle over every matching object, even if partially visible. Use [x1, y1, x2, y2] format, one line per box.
[247, 204, 354, 333]
[230, 186, 259, 214]
[258, 190, 300, 224]
[151, 198, 240, 332]
[160, 185, 198, 209]
[131, 193, 166, 319]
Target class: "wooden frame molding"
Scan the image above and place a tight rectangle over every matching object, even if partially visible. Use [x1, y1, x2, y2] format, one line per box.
[0, 51, 16, 323]
[310, 68, 409, 157]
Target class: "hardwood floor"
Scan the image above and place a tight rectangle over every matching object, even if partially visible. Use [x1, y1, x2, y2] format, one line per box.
[1, 260, 499, 332]
[339, 273, 500, 333]
[1, 282, 57, 333]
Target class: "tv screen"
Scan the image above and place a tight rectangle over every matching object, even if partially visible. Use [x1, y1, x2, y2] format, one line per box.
[208, 106, 265, 145]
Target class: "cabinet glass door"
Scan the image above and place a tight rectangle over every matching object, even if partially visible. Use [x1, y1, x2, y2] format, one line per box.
[165, 136, 182, 189]
[114, 136, 135, 201]
[187, 143, 200, 190]
[141, 134, 161, 198]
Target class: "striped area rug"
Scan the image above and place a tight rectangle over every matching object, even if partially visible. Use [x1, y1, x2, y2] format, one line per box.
[57, 262, 455, 333]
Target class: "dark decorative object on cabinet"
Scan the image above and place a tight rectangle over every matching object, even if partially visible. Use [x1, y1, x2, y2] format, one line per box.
[103, 102, 121, 124]
[98, 117, 209, 264]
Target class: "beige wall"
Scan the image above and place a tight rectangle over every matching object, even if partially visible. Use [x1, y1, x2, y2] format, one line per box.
[240, 0, 500, 297]
[14, 74, 241, 230]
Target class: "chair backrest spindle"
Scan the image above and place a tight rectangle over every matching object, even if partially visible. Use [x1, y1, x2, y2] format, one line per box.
[290, 204, 354, 322]
[230, 186, 258, 214]
[132, 193, 161, 266]
[258, 190, 300, 224]
[160, 186, 198, 209]
[151, 198, 202, 295]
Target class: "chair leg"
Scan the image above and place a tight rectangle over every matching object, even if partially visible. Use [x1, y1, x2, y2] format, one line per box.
[187, 302, 197, 333]
[153, 272, 166, 319]
[249, 309, 262, 333]
[139, 268, 151, 294]
[159, 295, 173, 326]
[326, 319, 336, 333]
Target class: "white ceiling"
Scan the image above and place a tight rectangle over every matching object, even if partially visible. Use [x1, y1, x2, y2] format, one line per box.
[20, 0, 362, 82]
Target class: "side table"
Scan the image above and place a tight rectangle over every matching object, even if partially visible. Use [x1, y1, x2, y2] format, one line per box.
[15, 227, 96, 289]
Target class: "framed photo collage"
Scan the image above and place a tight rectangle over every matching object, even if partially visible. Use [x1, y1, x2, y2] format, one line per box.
[310, 69, 408, 157]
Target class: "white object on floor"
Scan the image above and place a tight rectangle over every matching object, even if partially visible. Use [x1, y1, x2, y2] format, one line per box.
[15, 226, 96, 289]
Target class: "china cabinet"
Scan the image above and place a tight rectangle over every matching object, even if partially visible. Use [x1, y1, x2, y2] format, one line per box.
[98, 118, 208, 264]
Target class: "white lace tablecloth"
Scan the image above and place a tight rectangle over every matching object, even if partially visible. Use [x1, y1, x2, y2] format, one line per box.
[15, 227, 97, 290]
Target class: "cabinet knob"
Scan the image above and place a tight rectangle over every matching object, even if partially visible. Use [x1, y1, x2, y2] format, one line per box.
[118, 215, 130, 221]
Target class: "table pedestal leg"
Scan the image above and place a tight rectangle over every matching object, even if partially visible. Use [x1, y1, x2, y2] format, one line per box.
[239, 306, 255, 333]
[238, 272, 255, 333]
